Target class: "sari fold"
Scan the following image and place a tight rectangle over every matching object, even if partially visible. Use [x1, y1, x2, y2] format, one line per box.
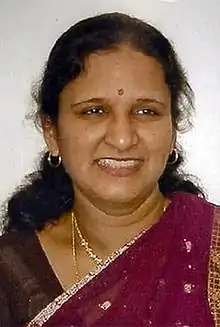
[27, 192, 217, 327]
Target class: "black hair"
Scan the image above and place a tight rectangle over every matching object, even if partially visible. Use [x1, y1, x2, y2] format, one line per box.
[2, 12, 205, 233]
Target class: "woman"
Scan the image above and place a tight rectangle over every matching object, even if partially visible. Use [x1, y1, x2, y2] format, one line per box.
[0, 12, 219, 327]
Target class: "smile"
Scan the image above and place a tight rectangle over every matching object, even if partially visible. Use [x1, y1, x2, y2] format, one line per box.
[95, 158, 143, 177]
[97, 158, 141, 168]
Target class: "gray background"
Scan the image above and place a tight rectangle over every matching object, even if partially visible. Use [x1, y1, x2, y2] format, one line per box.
[0, 0, 220, 205]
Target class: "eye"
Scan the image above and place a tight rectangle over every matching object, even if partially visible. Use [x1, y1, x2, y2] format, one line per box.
[83, 106, 106, 116]
[135, 108, 157, 116]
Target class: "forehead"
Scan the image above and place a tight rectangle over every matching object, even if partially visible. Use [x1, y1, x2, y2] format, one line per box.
[61, 45, 169, 102]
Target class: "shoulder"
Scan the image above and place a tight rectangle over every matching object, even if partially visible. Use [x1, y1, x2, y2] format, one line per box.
[0, 229, 30, 252]
[0, 230, 20, 247]
[0, 230, 38, 306]
[0, 230, 36, 274]
[171, 191, 216, 217]
[170, 192, 216, 242]
[0, 231, 40, 326]
[0, 231, 20, 260]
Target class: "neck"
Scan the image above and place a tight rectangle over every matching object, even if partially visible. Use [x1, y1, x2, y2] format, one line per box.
[72, 187, 168, 258]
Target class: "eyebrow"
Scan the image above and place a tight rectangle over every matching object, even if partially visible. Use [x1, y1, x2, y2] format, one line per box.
[71, 98, 105, 108]
[136, 98, 166, 107]
[70, 97, 166, 108]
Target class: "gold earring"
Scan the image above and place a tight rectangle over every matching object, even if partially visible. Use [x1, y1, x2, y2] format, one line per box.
[47, 152, 62, 168]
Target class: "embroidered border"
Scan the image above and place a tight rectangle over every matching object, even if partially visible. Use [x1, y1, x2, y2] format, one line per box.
[27, 228, 147, 326]
[26, 201, 171, 327]
[208, 206, 220, 326]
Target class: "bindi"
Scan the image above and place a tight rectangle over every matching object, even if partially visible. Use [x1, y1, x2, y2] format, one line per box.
[117, 88, 124, 96]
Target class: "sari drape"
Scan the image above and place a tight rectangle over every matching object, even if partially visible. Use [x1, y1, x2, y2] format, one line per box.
[27, 192, 217, 327]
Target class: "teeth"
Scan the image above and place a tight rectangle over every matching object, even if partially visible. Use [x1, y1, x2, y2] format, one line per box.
[97, 159, 139, 169]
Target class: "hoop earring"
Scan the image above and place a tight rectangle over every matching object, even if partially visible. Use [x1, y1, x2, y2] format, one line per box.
[47, 152, 62, 168]
[168, 149, 178, 165]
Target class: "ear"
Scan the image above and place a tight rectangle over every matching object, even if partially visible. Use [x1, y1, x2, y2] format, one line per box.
[41, 116, 59, 156]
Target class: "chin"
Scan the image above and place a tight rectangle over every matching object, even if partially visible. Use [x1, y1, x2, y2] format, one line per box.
[93, 185, 144, 204]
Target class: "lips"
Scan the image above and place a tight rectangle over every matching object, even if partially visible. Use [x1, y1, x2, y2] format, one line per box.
[95, 158, 143, 177]
[97, 158, 140, 168]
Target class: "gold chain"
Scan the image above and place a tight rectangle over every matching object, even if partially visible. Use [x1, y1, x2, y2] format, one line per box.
[71, 212, 80, 282]
[71, 212, 103, 268]
[71, 200, 168, 281]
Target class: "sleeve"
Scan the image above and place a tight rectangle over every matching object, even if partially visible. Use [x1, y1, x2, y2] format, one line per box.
[0, 243, 18, 327]
[0, 259, 17, 327]
[0, 284, 15, 327]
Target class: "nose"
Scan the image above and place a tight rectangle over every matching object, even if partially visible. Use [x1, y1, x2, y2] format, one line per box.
[104, 114, 138, 152]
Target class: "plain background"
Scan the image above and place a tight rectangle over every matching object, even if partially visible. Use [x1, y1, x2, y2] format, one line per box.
[0, 0, 220, 209]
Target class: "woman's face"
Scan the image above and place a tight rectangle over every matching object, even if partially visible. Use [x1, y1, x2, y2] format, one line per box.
[46, 45, 175, 209]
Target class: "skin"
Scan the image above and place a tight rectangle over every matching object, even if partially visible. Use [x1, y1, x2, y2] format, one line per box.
[39, 45, 176, 290]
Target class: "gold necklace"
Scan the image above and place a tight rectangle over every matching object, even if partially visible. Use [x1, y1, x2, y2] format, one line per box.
[71, 212, 80, 282]
[71, 212, 103, 268]
[71, 200, 168, 278]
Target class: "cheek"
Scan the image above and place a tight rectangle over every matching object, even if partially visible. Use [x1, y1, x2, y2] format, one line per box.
[58, 132, 85, 160]
[57, 122, 102, 167]
[141, 124, 173, 154]
[58, 133, 88, 179]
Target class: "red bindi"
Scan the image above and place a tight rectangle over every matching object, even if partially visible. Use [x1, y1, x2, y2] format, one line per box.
[117, 88, 124, 96]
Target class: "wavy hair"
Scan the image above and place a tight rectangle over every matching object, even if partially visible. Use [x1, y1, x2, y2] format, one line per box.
[2, 12, 205, 233]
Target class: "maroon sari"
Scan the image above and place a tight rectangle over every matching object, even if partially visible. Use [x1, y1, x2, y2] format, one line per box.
[26, 192, 220, 327]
